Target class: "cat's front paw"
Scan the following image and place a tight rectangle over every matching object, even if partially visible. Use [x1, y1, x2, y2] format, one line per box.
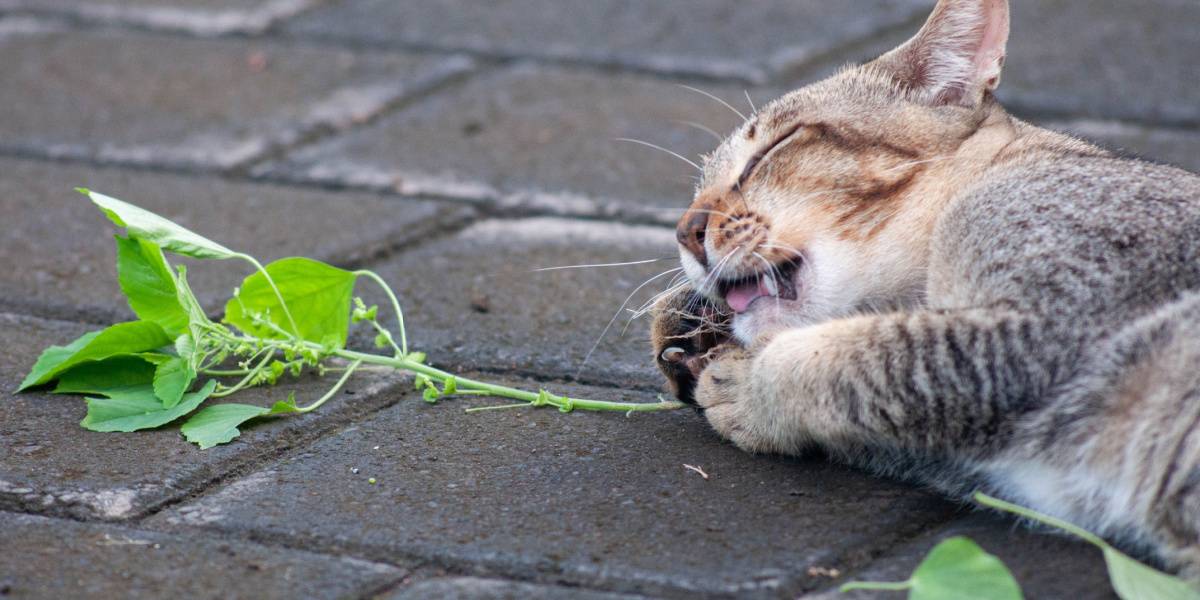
[694, 346, 773, 452]
[651, 286, 731, 404]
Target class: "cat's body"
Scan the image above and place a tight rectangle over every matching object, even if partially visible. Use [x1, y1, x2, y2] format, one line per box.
[651, 0, 1200, 576]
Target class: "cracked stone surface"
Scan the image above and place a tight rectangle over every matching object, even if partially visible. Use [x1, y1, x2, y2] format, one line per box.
[1, 0, 1195, 598]
[1000, 0, 1200, 125]
[385, 577, 646, 600]
[355, 218, 678, 389]
[150, 378, 955, 599]
[0, 313, 407, 520]
[0, 0, 322, 35]
[0, 158, 469, 324]
[0, 512, 403, 599]
[0, 29, 471, 169]
[804, 514, 1115, 600]
[283, 0, 928, 83]
[257, 65, 755, 221]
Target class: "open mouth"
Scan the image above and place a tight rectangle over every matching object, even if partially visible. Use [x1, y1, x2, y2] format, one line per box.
[716, 258, 802, 313]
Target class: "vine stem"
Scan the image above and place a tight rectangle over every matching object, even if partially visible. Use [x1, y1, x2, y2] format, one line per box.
[354, 269, 408, 355]
[324, 345, 685, 413]
[296, 359, 363, 413]
[237, 253, 302, 340]
[974, 492, 1107, 547]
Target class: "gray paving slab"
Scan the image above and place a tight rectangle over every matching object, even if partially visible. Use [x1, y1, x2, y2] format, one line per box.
[0, 313, 407, 520]
[0, 158, 469, 325]
[148, 381, 955, 599]
[0, 511, 402, 599]
[386, 577, 645, 600]
[283, 0, 928, 84]
[803, 513, 1115, 600]
[356, 218, 678, 389]
[1045, 120, 1200, 174]
[0, 28, 471, 170]
[1001, 0, 1200, 125]
[0, 0, 321, 35]
[256, 65, 760, 221]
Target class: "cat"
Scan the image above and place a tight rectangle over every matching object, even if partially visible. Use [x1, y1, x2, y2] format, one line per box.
[650, 0, 1200, 579]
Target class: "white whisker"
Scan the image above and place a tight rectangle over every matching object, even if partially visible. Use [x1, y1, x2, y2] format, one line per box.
[533, 257, 671, 272]
[577, 267, 683, 374]
[614, 138, 702, 173]
[673, 119, 724, 143]
[744, 90, 757, 114]
[677, 85, 748, 121]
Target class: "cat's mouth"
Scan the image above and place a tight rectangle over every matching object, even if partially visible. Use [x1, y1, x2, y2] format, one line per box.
[716, 258, 802, 313]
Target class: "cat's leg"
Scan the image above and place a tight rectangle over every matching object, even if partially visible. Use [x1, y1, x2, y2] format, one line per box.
[693, 308, 1059, 458]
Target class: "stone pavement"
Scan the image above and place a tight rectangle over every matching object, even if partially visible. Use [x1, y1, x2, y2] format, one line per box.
[1, 1, 1196, 598]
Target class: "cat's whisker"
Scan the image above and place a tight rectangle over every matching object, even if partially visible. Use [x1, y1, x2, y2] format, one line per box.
[673, 119, 724, 143]
[744, 90, 757, 114]
[614, 138, 703, 173]
[624, 280, 691, 333]
[532, 257, 673, 272]
[576, 267, 683, 375]
[677, 84, 748, 122]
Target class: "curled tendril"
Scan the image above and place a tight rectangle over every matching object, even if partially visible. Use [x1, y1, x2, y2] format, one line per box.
[558, 395, 575, 413]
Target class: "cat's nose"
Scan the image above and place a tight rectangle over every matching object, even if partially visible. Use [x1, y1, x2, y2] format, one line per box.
[676, 208, 709, 266]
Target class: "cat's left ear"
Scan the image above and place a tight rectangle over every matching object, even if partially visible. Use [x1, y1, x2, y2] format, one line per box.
[874, 0, 1010, 107]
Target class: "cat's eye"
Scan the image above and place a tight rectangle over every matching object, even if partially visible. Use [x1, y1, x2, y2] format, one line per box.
[736, 123, 808, 189]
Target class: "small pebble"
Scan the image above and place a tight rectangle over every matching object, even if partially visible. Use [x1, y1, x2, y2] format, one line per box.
[373, 445, 380, 450]
[351, 467, 359, 474]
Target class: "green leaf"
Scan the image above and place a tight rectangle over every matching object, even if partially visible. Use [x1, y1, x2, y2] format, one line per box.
[80, 188, 237, 260]
[114, 235, 189, 336]
[841, 537, 1022, 600]
[152, 356, 196, 409]
[1105, 547, 1200, 600]
[81, 379, 216, 433]
[180, 399, 299, 449]
[908, 537, 1022, 600]
[974, 493, 1200, 600]
[18, 321, 173, 391]
[53, 355, 158, 395]
[223, 257, 357, 347]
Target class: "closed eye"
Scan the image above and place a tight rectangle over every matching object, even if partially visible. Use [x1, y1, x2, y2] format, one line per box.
[736, 123, 808, 189]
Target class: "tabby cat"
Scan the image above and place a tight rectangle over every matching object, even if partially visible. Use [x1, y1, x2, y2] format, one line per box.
[651, 0, 1200, 577]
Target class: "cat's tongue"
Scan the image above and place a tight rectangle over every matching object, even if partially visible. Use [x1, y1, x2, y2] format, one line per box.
[725, 280, 770, 313]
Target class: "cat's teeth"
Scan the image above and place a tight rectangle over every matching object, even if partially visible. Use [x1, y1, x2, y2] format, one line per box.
[764, 277, 779, 297]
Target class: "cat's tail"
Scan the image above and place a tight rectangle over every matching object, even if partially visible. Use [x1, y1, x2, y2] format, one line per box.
[1065, 291, 1200, 578]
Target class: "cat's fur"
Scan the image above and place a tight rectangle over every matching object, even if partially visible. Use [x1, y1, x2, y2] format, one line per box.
[651, 0, 1200, 577]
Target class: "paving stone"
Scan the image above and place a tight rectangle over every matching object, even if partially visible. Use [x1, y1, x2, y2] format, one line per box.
[150, 378, 956, 598]
[0, 28, 472, 169]
[0, 313, 407, 520]
[803, 513, 1115, 600]
[1001, 0, 1200, 125]
[1045, 120, 1200, 174]
[0, 511, 402, 599]
[356, 218, 678, 389]
[284, 0, 928, 84]
[257, 65, 761, 221]
[0, 158, 468, 324]
[0, 0, 321, 35]
[387, 577, 644, 600]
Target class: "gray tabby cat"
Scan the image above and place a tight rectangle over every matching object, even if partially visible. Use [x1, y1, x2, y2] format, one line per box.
[650, 0, 1200, 578]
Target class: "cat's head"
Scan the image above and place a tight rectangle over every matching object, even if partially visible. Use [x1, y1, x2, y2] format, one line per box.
[679, 0, 1013, 343]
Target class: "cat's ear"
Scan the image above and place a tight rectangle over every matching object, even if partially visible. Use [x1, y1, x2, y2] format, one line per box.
[874, 0, 1010, 107]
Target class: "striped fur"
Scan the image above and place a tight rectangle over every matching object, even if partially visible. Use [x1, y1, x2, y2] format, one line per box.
[651, 0, 1200, 578]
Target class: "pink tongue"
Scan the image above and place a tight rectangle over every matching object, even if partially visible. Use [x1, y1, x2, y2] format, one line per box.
[725, 280, 769, 313]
